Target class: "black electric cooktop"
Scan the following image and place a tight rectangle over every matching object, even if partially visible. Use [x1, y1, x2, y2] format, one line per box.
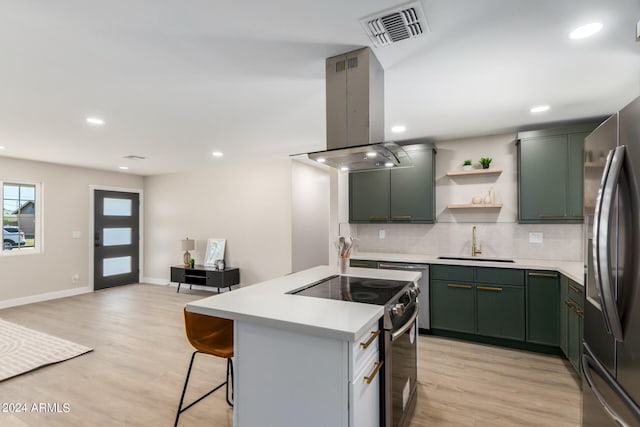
[289, 275, 411, 305]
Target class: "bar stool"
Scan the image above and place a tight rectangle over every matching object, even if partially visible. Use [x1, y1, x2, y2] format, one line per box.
[174, 308, 234, 427]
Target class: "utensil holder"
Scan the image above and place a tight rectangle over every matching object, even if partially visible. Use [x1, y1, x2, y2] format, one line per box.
[339, 257, 349, 274]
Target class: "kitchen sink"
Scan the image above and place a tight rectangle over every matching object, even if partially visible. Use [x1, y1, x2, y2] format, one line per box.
[438, 256, 515, 263]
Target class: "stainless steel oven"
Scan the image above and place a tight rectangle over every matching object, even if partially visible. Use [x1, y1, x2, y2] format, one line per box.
[381, 281, 419, 427]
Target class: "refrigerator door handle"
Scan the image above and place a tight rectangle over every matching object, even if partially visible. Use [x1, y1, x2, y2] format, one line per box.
[593, 145, 625, 341]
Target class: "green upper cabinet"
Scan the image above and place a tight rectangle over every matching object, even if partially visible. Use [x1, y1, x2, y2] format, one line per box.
[390, 147, 435, 222]
[349, 144, 435, 223]
[349, 169, 390, 222]
[526, 271, 560, 346]
[517, 123, 600, 223]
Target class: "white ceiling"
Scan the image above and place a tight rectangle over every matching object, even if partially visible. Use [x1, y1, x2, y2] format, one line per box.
[0, 0, 638, 175]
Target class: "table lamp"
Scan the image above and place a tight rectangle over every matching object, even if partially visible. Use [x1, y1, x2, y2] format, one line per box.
[181, 238, 195, 268]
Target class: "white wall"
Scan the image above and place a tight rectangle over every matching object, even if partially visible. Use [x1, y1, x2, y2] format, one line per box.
[0, 156, 143, 307]
[143, 159, 293, 286]
[353, 133, 584, 262]
[291, 160, 330, 272]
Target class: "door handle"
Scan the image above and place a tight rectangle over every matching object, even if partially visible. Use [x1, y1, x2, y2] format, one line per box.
[593, 146, 625, 341]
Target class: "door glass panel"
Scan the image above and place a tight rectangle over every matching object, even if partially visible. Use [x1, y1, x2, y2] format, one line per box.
[103, 198, 132, 216]
[103, 256, 132, 277]
[103, 228, 132, 246]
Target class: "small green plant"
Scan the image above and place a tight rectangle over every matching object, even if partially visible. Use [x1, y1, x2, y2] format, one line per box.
[479, 157, 492, 168]
[463, 159, 472, 166]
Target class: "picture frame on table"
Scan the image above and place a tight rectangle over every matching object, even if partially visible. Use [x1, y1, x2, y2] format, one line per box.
[204, 238, 226, 267]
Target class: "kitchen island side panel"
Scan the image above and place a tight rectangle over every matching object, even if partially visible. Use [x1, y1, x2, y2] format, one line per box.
[234, 321, 350, 427]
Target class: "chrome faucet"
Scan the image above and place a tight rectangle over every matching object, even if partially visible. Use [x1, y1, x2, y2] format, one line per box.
[472, 226, 482, 257]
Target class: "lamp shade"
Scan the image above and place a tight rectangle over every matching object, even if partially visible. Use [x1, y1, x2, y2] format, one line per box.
[181, 238, 195, 251]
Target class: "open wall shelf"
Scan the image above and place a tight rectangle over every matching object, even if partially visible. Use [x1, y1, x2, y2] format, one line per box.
[447, 203, 503, 209]
[446, 168, 503, 177]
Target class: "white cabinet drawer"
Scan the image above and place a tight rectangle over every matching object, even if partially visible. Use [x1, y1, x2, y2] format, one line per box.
[350, 349, 382, 427]
[351, 321, 381, 380]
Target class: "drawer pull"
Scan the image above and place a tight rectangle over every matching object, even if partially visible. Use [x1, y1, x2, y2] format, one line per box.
[368, 215, 389, 220]
[477, 285, 502, 292]
[565, 300, 577, 309]
[528, 272, 558, 278]
[569, 284, 583, 294]
[391, 215, 412, 220]
[447, 283, 472, 289]
[364, 360, 384, 384]
[360, 330, 381, 349]
[351, 262, 371, 268]
[575, 309, 584, 318]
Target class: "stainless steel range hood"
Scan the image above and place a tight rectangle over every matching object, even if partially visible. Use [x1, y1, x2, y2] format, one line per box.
[306, 47, 413, 171]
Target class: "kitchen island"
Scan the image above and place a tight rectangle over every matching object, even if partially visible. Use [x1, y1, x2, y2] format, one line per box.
[186, 265, 421, 427]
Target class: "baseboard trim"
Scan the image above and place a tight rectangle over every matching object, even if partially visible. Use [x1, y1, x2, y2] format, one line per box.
[0, 286, 92, 310]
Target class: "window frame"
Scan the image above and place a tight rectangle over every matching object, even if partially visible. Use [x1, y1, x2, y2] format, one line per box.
[1, 180, 43, 256]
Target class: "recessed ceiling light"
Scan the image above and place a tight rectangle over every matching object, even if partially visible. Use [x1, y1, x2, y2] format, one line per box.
[569, 23, 603, 40]
[119, 166, 129, 170]
[340, 166, 349, 171]
[366, 151, 377, 158]
[316, 157, 326, 163]
[385, 162, 394, 167]
[391, 125, 406, 133]
[0, 146, 5, 150]
[530, 105, 550, 113]
[86, 117, 105, 126]
[212, 151, 224, 157]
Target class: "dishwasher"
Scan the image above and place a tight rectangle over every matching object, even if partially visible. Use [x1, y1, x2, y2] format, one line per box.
[377, 262, 430, 333]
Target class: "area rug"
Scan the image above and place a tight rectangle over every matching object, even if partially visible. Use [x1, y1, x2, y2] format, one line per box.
[0, 318, 93, 382]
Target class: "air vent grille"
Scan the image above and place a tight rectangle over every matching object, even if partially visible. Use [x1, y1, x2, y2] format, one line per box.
[360, 1, 428, 47]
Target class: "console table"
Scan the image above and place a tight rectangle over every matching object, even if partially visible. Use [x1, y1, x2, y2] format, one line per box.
[170, 265, 240, 293]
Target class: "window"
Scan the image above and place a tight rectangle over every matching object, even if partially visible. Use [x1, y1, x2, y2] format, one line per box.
[2, 181, 41, 253]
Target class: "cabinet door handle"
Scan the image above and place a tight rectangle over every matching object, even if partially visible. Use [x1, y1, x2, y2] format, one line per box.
[364, 360, 384, 384]
[537, 214, 565, 218]
[565, 300, 577, 309]
[528, 272, 558, 278]
[368, 215, 389, 220]
[477, 285, 502, 292]
[447, 283, 472, 289]
[391, 215, 412, 220]
[359, 330, 381, 349]
[569, 284, 583, 294]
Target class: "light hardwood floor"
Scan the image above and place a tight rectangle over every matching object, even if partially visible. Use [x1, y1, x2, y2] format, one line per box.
[0, 284, 581, 426]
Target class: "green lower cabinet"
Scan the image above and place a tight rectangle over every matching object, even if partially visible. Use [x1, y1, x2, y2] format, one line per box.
[559, 276, 569, 355]
[349, 259, 378, 269]
[567, 304, 583, 372]
[430, 280, 475, 334]
[476, 284, 525, 341]
[526, 271, 560, 346]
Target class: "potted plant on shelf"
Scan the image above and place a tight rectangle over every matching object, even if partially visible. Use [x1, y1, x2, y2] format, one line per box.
[189, 258, 195, 268]
[462, 159, 472, 171]
[479, 157, 492, 169]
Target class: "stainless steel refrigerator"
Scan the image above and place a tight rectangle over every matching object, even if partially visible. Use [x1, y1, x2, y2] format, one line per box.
[583, 95, 640, 426]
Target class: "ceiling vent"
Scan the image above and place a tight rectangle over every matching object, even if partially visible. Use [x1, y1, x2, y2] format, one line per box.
[360, 1, 428, 47]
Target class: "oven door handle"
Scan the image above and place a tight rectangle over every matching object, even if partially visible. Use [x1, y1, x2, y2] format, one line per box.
[391, 309, 418, 341]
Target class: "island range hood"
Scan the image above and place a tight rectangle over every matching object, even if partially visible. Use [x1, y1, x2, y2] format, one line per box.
[306, 47, 413, 171]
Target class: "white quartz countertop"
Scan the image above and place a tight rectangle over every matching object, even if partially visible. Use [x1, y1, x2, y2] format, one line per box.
[185, 265, 421, 342]
[352, 252, 584, 285]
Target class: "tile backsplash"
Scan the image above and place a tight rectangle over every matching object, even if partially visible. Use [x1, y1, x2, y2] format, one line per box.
[352, 222, 584, 262]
